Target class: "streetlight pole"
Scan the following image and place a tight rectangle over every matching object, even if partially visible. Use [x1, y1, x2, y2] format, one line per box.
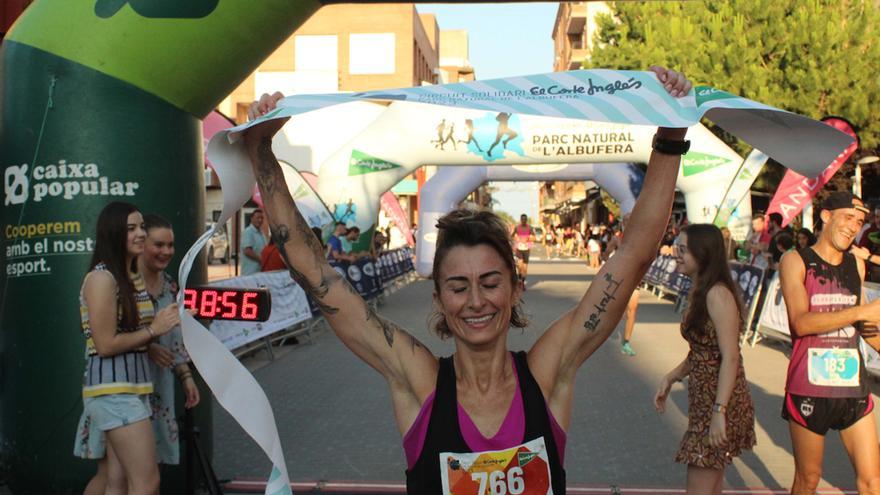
[856, 155, 880, 198]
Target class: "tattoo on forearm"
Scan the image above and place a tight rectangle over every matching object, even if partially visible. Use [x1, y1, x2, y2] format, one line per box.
[252, 139, 373, 317]
[255, 139, 282, 196]
[583, 272, 624, 333]
[271, 222, 340, 314]
[366, 305, 396, 347]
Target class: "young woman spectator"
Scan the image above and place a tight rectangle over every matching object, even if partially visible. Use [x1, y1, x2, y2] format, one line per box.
[796, 228, 815, 250]
[75, 202, 182, 495]
[654, 224, 756, 494]
[139, 214, 200, 469]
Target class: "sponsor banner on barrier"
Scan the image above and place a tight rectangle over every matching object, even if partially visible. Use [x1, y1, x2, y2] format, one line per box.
[756, 272, 792, 338]
[731, 262, 764, 323]
[644, 257, 765, 330]
[861, 283, 880, 372]
[207, 270, 312, 351]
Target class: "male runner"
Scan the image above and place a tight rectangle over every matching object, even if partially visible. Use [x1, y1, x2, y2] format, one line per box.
[511, 214, 535, 288]
[779, 191, 880, 495]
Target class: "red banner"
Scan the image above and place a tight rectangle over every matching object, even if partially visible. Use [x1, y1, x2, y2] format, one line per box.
[766, 117, 858, 227]
[380, 192, 415, 246]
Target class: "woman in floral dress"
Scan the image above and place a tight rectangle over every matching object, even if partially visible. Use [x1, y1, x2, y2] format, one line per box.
[654, 224, 756, 494]
[140, 214, 200, 465]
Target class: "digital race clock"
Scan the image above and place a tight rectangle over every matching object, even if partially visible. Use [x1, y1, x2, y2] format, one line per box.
[183, 287, 271, 322]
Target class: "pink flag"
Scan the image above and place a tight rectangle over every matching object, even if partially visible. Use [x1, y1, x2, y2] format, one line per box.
[203, 110, 236, 170]
[381, 192, 415, 246]
[766, 118, 858, 227]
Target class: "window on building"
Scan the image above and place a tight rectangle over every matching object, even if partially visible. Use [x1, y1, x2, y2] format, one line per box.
[349, 33, 396, 74]
[295, 35, 338, 72]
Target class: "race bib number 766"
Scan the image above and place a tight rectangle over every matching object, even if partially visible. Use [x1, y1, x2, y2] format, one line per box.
[439, 436, 553, 495]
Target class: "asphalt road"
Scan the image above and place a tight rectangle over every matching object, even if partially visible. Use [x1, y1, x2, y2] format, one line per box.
[212, 259, 880, 492]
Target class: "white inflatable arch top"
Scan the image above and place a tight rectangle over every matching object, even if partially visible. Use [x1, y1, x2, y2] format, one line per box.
[415, 162, 644, 277]
[213, 70, 853, 250]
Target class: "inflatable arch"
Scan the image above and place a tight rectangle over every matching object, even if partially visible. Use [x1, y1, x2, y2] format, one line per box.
[414, 162, 645, 277]
[293, 111, 751, 249]
[0, 1, 325, 491]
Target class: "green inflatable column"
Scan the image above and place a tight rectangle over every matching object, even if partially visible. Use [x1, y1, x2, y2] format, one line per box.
[0, 1, 320, 492]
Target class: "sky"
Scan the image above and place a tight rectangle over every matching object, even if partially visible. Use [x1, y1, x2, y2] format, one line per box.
[415, 2, 560, 223]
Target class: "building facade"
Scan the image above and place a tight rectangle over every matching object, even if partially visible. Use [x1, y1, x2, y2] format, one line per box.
[542, 1, 612, 230]
[208, 5, 484, 258]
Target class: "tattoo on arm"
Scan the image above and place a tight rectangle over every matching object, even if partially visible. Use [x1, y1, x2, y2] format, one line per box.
[409, 333, 426, 354]
[366, 304, 396, 348]
[253, 139, 373, 317]
[270, 223, 340, 314]
[255, 139, 282, 196]
[583, 272, 624, 333]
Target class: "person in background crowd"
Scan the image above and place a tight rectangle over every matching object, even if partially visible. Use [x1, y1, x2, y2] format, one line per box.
[587, 234, 602, 269]
[856, 205, 880, 283]
[243, 67, 692, 492]
[240, 209, 268, 276]
[543, 224, 556, 259]
[796, 228, 815, 251]
[855, 204, 879, 245]
[769, 231, 795, 271]
[604, 227, 623, 261]
[372, 229, 387, 258]
[766, 213, 790, 272]
[261, 234, 287, 271]
[607, 217, 640, 357]
[139, 215, 200, 468]
[562, 226, 574, 256]
[75, 202, 182, 495]
[747, 213, 771, 269]
[659, 223, 678, 256]
[511, 214, 536, 287]
[555, 224, 565, 257]
[655, 224, 756, 494]
[573, 227, 585, 258]
[327, 221, 353, 263]
[720, 227, 738, 261]
[779, 192, 880, 495]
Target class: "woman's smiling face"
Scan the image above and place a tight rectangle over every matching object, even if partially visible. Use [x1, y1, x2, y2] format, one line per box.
[434, 244, 519, 347]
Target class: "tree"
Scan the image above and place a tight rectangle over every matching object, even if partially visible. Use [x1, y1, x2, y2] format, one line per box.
[494, 210, 517, 228]
[587, 1, 880, 153]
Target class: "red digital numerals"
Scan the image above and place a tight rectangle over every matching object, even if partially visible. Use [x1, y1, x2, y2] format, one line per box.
[182, 288, 265, 321]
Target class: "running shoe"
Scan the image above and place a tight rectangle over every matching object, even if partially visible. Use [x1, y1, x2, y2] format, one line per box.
[621, 342, 636, 356]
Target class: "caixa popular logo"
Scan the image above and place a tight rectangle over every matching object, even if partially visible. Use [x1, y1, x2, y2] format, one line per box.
[4, 164, 28, 205]
[4, 160, 140, 206]
[347, 265, 363, 283]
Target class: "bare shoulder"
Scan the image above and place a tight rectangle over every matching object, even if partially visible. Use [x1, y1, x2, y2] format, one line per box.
[707, 283, 736, 305]
[780, 249, 805, 272]
[83, 270, 116, 294]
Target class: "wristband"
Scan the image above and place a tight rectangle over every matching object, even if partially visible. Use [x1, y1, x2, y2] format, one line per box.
[147, 326, 157, 339]
[712, 403, 727, 414]
[652, 134, 691, 155]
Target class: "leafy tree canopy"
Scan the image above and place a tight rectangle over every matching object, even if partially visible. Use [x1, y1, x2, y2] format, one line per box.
[586, 1, 880, 151]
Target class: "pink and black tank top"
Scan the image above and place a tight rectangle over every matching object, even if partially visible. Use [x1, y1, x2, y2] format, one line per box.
[514, 225, 533, 251]
[404, 351, 567, 494]
[785, 248, 867, 398]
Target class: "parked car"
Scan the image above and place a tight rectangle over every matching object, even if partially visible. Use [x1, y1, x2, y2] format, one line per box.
[206, 223, 230, 264]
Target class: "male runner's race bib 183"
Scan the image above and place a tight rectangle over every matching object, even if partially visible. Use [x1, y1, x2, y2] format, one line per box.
[807, 348, 860, 387]
[439, 437, 553, 495]
[517, 242, 529, 251]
